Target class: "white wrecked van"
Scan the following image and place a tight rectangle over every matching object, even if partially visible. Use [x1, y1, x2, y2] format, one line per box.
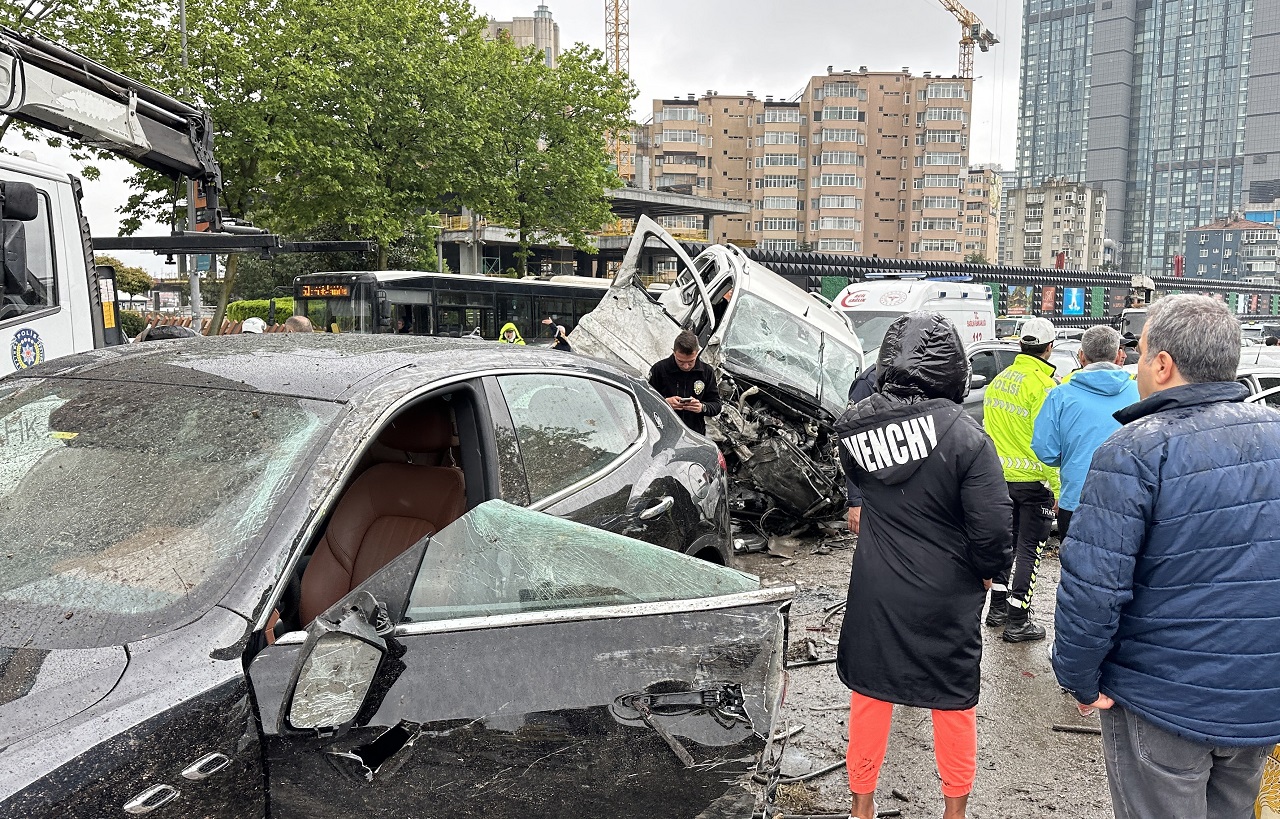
[570, 216, 865, 533]
[833, 274, 996, 360]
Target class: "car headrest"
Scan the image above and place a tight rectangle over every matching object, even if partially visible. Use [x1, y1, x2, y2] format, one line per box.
[379, 401, 454, 452]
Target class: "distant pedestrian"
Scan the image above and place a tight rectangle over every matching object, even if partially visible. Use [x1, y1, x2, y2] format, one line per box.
[240, 317, 266, 334]
[982, 316, 1060, 642]
[647, 329, 721, 435]
[542, 317, 572, 351]
[1031, 325, 1138, 542]
[1053, 294, 1280, 819]
[499, 322, 525, 345]
[283, 315, 314, 333]
[835, 312, 1011, 819]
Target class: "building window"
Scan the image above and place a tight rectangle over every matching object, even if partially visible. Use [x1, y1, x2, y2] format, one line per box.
[761, 196, 799, 210]
[925, 107, 966, 122]
[818, 217, 861, 230]
[819, 238, 861, 251]
[764, 108, 801, 123]
[762, 217, 799, 231]
[817, 174, 863, 187]
[927, 83, 967, 99]
[822, 106, 860, 120]
[819, 151, 864, 166]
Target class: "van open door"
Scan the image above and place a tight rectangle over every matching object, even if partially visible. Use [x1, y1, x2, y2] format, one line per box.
[569, 216, 715, 373]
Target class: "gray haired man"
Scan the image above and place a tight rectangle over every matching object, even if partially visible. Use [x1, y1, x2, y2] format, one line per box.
[1031, 326, 1139, 542]
[1053, 295, 1280, 819]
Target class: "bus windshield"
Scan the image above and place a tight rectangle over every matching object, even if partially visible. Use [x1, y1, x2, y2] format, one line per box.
[296, 291, 371, 334]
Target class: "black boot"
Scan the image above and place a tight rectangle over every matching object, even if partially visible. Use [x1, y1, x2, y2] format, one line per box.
[1002, 607, 1046, 642]
[984, 591, 1008, 627]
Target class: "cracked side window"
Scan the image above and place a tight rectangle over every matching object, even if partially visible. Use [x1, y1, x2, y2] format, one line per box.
[497, 374, 641, 502]
[403, 500, 757, 622]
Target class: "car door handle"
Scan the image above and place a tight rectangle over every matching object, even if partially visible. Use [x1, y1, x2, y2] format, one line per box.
[638, 496, 674, 520]
[123, 784, 180, 814]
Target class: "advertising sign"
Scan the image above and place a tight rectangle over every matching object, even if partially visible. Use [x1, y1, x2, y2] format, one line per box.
[1063, 287, 1085, 316]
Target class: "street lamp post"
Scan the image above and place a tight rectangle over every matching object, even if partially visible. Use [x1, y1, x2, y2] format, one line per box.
[179, 0, 201, 324]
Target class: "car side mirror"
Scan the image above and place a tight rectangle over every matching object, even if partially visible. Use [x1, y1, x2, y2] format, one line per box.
[287, 590, 387, 731]
[0, 181, 39, 222]
[969, 374, 988, 391]
[376, 290, 392, 328]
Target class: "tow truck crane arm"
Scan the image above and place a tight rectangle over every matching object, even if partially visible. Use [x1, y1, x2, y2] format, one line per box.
[0, 25, 223, 229]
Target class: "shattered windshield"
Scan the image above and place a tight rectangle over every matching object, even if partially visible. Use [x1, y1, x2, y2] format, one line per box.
[0, 378, 338, 649]
[405, 500, 759, 622]
[720, 292, 822, 401]
[721, 292, 859, 415]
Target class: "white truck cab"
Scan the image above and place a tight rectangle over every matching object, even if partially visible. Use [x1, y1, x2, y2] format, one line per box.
[833, 273, 996, 360]
[0, 154, 122, 377]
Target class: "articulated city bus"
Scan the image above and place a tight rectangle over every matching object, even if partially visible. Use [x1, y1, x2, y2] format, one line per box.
[292, 271, 610, 341]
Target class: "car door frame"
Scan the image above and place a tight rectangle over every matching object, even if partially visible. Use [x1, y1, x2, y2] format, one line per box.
[479, 369, 688, 545]
[247, 530, 793, 819]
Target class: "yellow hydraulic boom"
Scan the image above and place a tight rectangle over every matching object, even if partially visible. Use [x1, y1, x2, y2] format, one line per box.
[936, 0, 999, 79]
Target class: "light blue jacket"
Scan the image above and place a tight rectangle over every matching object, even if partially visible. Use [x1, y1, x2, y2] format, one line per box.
[1030, 365, 1139, 511]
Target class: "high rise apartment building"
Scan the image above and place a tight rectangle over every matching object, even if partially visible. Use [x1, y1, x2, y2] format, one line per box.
[963, 165, 1002, 262]
[486, 4, 560, 66]
[1001, 178, 1107, 269]
[1016, 0, 1280, 275]
[642, 69, 977, 261]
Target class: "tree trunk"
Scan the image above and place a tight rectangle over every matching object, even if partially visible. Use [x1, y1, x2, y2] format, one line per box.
[206, 255, 239, 335]
[377, 241, 389, 271]
[516, 218, 529, 276]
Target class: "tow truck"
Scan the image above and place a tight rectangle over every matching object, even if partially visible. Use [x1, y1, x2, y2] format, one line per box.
[0, 26, 366, 376]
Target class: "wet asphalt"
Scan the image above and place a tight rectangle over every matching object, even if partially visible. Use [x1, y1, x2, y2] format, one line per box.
[739, 539, 1114, 819]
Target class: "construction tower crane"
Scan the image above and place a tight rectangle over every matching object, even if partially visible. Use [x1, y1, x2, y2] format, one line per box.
[605, 0, 629, 75]
[936, 0, 998, 79]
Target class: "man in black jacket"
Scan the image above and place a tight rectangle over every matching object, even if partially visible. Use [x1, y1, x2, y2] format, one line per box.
[647, 330, 722, 436]
[836, 313, 1012, 819]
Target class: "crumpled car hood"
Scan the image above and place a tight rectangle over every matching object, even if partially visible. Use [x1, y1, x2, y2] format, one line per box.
[0, 645, 127, 752]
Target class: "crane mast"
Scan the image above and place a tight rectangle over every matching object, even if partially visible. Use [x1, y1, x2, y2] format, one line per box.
[936, 0, 998, 79]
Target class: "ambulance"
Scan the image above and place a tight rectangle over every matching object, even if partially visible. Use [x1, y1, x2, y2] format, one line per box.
[832, 273, 997, 360]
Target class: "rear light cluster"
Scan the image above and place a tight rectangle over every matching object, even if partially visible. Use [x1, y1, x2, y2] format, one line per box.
[716, 447, 727, 472]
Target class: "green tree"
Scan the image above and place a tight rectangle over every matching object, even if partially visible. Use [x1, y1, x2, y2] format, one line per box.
[95, 254, 154, 299]
[468, 43, 635, 275]
[964, 252, 989, 265]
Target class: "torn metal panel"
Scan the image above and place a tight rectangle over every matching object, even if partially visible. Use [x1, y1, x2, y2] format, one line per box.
[262, 600, 787, 819]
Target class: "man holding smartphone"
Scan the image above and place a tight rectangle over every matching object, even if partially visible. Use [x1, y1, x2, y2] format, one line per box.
[647, 330, 723, 435]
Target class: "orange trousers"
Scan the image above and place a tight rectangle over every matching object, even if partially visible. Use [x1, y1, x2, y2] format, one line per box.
[846, 690, 977, 799]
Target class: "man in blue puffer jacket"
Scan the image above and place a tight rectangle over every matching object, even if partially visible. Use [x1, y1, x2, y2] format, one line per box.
[1052, 294, 1280, 819]
[1030, 325, 1139, 542]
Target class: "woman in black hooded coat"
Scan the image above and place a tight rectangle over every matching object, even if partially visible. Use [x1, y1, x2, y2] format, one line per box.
[834, 312, 1012, 819]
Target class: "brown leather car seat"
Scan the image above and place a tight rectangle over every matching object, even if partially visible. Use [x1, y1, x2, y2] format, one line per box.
[299, 401, 467, 624]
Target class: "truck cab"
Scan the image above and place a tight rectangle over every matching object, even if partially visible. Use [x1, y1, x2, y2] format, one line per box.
[0, 154, 120, 377]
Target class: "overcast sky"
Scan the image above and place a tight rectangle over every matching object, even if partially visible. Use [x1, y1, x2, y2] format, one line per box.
[7, 0, 1025, 277]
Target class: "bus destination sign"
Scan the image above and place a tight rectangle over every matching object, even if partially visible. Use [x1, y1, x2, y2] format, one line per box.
[299, 284, 351, 298]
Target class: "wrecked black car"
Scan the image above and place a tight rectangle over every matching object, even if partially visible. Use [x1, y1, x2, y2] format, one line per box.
[0, 336, 792, 818]
[571, 217, 865, 535]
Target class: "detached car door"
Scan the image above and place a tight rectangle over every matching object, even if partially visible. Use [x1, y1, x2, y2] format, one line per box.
[250, 502, 789, 819]
[569, 215, 715, 373]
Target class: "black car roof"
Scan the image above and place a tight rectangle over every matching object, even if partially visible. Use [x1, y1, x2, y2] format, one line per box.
[9, 334, 634, 403]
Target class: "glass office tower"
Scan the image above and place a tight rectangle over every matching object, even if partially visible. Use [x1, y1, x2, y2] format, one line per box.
[1016, 0, 1280, 275]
